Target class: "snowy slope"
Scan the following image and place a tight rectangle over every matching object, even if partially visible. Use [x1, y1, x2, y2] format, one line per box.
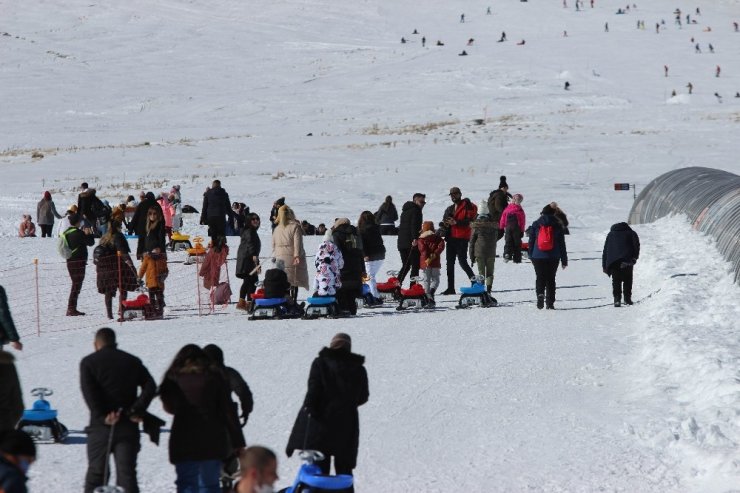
[1, 0, 739, 491]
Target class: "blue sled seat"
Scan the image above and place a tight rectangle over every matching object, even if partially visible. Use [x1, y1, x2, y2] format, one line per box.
[361, 284, 371, 295]
[22, 400, 58, 422]
[254, 298, 287, 307]
[303, 473, 354, 489]
[306, 296, 336, 306]
[460, 284, 486, 295]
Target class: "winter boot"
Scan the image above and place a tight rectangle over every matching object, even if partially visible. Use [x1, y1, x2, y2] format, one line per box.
[614, 298, 621, 307]
[536, 294, 545, 309]
[104, 293, 114, 320]
[440, 287, 456, 296]
[236, 298, 248, 311]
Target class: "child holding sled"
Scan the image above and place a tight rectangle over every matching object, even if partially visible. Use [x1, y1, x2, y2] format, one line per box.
[417, 221, 445, 307]
[500, 194, 526, 263]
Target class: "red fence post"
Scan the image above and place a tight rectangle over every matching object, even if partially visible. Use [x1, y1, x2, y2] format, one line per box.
[117, 251, 123, 323]
[196, 254, 202, 317]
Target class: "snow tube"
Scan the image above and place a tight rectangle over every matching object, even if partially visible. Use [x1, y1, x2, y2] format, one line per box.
[254, 298, 288, 307]
[306, 296, 336, 306]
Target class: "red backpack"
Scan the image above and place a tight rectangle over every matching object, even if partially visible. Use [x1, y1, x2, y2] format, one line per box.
[537, 225, 554, 251]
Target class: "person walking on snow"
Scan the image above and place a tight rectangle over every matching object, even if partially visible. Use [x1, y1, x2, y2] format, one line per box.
[469, 200, 498, 293]
[439, 187, 477, 295]
[500, 194, 526, 263]
[528, 205, 568, 309]
[36, 191, 63, 238]
[602, 222, 640, 307]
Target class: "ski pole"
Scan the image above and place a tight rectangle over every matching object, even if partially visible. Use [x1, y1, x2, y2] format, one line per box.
[100, 409, 121, 489]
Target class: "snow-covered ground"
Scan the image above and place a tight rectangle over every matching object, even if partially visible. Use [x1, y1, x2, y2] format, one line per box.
[1, 0, 739, 491]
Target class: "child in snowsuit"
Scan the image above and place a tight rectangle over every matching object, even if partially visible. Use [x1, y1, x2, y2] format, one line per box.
[18, 214, 36, 237]
[138, 251, 168, 318]
[469, 200, 498, 292]
[313, 230, 344, 297]
[417, 221, 445, 306]
[500, 194, 526, 263]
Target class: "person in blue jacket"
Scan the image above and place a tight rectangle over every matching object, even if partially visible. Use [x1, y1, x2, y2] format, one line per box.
[528, 205, 568, 309]
[602, 222, 640, 307]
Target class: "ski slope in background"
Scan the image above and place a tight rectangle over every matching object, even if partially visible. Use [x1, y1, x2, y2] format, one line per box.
[1, 0, 739, 491]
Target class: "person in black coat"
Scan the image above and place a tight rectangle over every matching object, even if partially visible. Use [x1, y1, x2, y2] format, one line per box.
[374, 195, 399, 235]
[235, 214, 262, 311]
[602, 222, 640, 306]
[200, 180, 235, 248]
[269, 197, 285, 232]
[396, 193, 426, 285]
[79, 328, 156, 493]
[64, 213, 96, 316]
[0, 350, 23, 434]
[128, 192, 163, 259]
[286, 333, 368, 490]
[358, 211, 385, 304]
[159, 344, 240, 493]
[332, 219, 365, 315]
[203, 344, 253, 443]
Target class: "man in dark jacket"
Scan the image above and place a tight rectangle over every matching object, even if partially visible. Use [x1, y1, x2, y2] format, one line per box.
[439, 187, 477, 294]
[128, 192, 163, 259]
[602, 222, 640, 306]
[203, 344, 253, 432]
[0, 350, 24, 433]
[528, 205, 568, 309]
[0, 430, 36, 493]
[80, 328, 156, 493]
[200, 180, 235, 248]
[396, 193, 426, 285]
[487, 175, 510, 235]
[286, 333, 368, 491]
[0, 286, 22, 352]
[64, 213, 96, 316]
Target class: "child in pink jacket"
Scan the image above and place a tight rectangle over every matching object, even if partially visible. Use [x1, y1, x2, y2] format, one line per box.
[499, 194, 526, 263]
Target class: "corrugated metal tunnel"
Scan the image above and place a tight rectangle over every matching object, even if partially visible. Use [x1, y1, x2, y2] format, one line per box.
[628, 167, 740, 284]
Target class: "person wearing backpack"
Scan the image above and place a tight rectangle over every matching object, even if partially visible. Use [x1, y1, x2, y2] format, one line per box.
[63, 213, 95, 316]
[528, 205, 568, 309]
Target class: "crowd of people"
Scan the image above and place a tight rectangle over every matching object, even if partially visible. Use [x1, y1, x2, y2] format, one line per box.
[0, 326, 367, 493]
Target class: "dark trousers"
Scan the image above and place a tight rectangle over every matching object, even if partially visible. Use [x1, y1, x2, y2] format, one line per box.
[317, 454, 354, 493]
[445, 237, 475, 290]
[379, 225, 397, 235]
[207, 216, 226, 246]
[40, 224, 53, 237]
[503, 226, 523, 263]
[611, 265, 634, 302]
[398, 247, 420, 284]
[337, 285, 361, 314]
[85, 426, 141, 493]
[67, 259, 87, 311]
[531, 258, 560, 306]
[239, 274, 258, 300]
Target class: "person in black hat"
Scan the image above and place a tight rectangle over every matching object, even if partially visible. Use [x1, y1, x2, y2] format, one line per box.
[0, 429, 36, 493]
[286, 333, 368, 490]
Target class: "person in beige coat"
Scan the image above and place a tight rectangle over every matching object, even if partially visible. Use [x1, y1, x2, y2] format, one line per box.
[272, 205, 309, 301]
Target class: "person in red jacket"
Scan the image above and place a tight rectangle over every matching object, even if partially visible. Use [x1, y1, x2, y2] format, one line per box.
[417, 221, 445, 306]
[439, 187, 477, 294]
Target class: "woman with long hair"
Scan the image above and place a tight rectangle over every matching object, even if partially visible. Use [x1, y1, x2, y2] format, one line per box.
[95, 218, 138, 319]
[159, 344, 240, 493]
[357, 211, 385, 304]
[271, 205, 309, 302]
[139, 207, 168, 314]
[235, 213, 262, 311]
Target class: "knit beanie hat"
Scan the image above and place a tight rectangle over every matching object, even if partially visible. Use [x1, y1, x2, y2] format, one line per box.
[330, 332, 352, 351]
[499, 175, 509, 189]
[478, 199, 490, 216]
[0, 430, 36, 458]
[421, 221, 435, 232]
[541, 205, 555, 215]
[512, 193, 523, 205]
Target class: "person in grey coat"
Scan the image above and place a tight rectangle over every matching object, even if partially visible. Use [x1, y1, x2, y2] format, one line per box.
[36, 191, 63, 238]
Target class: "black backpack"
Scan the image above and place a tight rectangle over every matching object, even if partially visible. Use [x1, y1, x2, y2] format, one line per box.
[91, 196, 112, 220]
